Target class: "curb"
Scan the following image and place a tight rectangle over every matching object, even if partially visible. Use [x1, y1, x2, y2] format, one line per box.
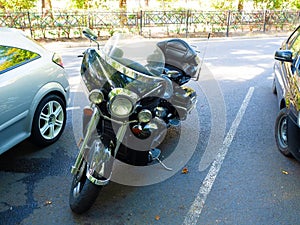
[40, 33, 289, 50]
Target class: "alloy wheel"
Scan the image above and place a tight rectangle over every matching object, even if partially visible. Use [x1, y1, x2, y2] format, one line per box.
[39, 100, 64, 140]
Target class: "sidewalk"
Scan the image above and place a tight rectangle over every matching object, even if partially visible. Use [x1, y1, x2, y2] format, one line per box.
[39, 30, 290, 50]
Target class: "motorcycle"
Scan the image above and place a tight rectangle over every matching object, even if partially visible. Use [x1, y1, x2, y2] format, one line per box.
[69, 28, 200, 214]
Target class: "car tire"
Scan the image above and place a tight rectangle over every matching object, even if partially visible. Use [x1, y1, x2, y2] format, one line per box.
[272, 78, 277, 95]
[31, 94, 66, 147]
[275, 108, 292, 157]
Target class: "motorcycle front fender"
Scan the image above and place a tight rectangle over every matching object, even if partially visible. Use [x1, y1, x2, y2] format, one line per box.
[84, 138, 114, 184]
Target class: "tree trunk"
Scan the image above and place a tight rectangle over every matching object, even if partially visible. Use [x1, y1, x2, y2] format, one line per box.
[42, 0, 52, 11]
[119, 0, 127, 27]
[238, 0, 244, 11]
[119, 0, 126, 9]
[42, 0, 53, 15]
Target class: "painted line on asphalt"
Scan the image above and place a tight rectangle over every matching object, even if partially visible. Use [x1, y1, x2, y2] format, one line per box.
[183, 86, 255, 225]
[67, 106, 81, 111]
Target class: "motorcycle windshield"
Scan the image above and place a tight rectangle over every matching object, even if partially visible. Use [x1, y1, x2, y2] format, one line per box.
[104, 33, 165, 76]
[96, 33, 172, 99]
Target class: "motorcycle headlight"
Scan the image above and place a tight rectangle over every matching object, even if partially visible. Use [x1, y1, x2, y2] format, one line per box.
[89, 89, 104, 104]
[138, 109, 152, 123]
[108, 88, 138, 118]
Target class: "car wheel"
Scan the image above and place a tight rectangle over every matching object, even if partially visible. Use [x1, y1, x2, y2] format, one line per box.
[31, 94, 66, 146]
[275, 108, 291, 157]
[272, 78, 277, 95]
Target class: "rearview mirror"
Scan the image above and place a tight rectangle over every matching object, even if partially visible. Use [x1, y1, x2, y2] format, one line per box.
[274, 50, 293, 62]
[83, 28, 98, 41]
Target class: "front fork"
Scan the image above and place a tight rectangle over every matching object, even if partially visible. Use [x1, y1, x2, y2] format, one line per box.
[71, 105, 128, 186]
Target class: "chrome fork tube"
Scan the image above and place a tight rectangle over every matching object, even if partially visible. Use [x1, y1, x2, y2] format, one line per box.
[71, 106, 100, 175]
[113, 122, 128, 157]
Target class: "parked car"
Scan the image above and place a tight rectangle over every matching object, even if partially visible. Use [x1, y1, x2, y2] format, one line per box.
[273, 25, 300, 160]
[0, 27, 70, 154]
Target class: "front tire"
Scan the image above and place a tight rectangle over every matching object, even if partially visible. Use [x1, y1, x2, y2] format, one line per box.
[275, 108, 291, 157]
[31, 94, 66, 146]
[69, 162, 102, 214]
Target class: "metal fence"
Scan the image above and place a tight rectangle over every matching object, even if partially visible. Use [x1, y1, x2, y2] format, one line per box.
[0, 10, 299, 39]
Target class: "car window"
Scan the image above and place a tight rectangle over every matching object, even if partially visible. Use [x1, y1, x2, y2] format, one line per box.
[0, 46, 40, 74]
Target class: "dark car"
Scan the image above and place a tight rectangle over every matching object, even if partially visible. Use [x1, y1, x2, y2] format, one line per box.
[273, 25, 300, 160]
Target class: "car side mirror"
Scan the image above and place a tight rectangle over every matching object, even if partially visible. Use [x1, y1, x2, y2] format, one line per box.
[274, 50, 293, 62]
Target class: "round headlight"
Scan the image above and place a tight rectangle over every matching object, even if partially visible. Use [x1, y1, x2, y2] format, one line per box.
[108, 88, 138, 118]
[138, 109, 152, 123]
[89, 90, 104, 104]
[110, 97, 133, 118]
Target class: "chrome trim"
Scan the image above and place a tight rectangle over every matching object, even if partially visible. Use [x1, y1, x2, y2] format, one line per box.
[86, 169, 110, 186]
[71, 106, 100, 175]
[108, 88, 139, 119]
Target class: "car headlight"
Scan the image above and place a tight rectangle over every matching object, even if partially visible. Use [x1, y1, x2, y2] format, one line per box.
[108, 88, 138, 118]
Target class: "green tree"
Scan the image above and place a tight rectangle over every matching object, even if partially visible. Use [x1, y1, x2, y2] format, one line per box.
[292, 0, 300, 9]
[0, 0, 36, 10]
[253, 0, 299, 9]
[211, 0, 235, 10]
[71, 0, 87, 9]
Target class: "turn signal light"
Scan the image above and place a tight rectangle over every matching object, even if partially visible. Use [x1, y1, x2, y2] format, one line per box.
[52, 53, 64, 68]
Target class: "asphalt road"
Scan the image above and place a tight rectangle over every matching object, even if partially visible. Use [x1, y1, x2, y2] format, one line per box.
[1, 36, 300, 225]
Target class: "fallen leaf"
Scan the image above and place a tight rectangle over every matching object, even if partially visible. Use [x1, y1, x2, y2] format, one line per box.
[44, 200, 52, 206]
[77, 138, 83, 147]
[182, 167, 189, 174]
[282, 170, 289, 175]
[155, 215, 160, 221]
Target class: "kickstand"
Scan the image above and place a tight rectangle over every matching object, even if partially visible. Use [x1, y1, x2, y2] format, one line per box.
[149, 149, 173, 171]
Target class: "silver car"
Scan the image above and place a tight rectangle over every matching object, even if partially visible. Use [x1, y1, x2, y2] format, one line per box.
[0, 27, 70, 154]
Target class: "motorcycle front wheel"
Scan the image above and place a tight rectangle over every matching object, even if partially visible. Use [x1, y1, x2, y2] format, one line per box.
[69, 162, 103, 214]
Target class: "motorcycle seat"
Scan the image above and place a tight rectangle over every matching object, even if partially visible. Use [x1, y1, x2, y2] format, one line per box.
[157, 39, 199, 77]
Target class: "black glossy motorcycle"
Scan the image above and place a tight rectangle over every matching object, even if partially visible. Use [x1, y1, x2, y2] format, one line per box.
[69, 28, 200, 214]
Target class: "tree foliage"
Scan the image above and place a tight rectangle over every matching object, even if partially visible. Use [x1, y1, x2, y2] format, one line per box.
[0, 0, 299, 11]
[211, 0, 235, 10]
[0, 0, 36, 10]
[253, 0, 290, 9]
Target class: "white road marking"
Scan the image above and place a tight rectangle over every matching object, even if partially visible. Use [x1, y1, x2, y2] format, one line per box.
[183, 87, 255, 225]
[67, 106, 81, 111]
